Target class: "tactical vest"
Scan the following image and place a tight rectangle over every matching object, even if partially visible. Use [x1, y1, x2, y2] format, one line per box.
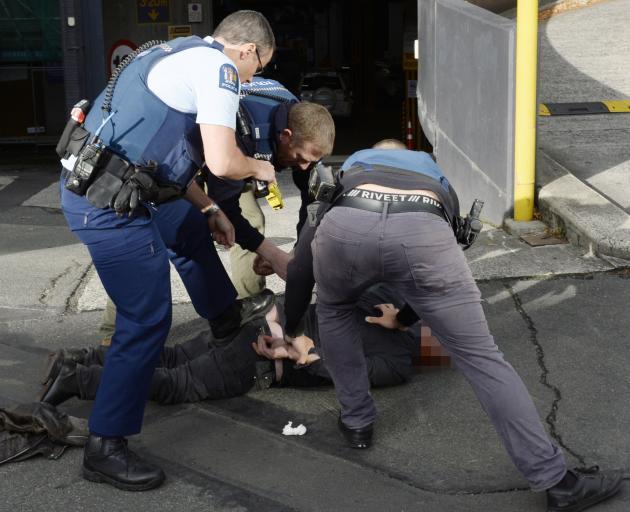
[83, 36, 227, 191]
[238, 78, 298, 162]
[207, 77, 297, 203]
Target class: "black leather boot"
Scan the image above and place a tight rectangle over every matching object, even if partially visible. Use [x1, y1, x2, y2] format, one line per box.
[210, 289, 275, 340]
[239, 288, 275, 325]
[41, 348, 88, 384]
[42, 346, 109, 385]
[338, 415, 373, 449]
[546, 466, 622, 512]
[39, 359, 81, 406]
[82, 435, 165, 491]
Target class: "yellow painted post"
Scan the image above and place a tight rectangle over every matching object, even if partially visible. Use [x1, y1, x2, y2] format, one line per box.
[513, 0, 539, 221]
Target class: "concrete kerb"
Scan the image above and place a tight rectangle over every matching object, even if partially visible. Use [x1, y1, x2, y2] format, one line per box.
[500, 0, 608, 19]
[537, 148, 630, 259]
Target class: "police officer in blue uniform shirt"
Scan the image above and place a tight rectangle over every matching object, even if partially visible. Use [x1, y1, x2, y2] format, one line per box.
[104, 78, 332, 339]
[89, 78, 334, 344]
[281, 142, 622, 512]
[56, 11, 277, 491]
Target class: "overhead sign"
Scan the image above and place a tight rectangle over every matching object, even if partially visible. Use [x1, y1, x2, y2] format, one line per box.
[137, 0, 169, 24]
[168, 25, 192, 40]
[108, 40, 137, 75]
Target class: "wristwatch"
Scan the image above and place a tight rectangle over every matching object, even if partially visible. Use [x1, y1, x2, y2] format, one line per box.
[200, 203, 221, 217]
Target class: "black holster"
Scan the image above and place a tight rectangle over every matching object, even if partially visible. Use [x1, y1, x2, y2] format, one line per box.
[84, 151, 133, 208]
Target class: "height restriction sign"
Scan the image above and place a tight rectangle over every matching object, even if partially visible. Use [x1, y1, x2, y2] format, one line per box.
[137, 0, 169, 24]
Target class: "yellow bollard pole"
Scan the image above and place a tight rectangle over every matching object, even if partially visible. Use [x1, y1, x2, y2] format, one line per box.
[513, 0, 539, 221]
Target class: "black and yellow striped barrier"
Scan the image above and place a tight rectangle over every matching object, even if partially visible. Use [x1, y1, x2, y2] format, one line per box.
[539, 100, 630, 116]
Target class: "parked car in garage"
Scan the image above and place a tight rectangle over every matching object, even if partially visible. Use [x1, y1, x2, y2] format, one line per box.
[298, 71, 352, 117]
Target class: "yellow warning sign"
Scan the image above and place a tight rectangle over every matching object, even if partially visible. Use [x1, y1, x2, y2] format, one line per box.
[168, 25, 192, 40]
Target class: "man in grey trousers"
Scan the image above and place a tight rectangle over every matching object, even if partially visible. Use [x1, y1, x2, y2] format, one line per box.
[280, 143, 622, 512]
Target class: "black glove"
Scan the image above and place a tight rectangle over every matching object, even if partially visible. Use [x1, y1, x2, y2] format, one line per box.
[111, 163, 160, 217]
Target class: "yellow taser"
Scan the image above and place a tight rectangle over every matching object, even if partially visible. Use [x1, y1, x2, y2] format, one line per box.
[265, 182, 284, 210]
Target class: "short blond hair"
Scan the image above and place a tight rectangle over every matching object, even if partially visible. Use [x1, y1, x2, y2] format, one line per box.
[373, 138, 406, 150]
[288, 102, 335, 155]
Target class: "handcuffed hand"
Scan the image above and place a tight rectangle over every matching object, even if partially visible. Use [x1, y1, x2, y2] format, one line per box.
[290, 335, 320, 366]
[252, 334, 320, 366]
[365, 303, 408, 331]
[252, 335, 289, 360]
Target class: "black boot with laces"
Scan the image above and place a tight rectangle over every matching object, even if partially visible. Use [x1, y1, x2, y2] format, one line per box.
[82, 435, 165, 491]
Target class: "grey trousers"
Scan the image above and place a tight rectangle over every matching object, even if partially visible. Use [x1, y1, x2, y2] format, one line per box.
[312, 207, 566, 491]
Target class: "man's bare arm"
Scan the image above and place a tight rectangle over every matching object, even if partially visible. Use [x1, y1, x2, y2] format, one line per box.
[184, 180, 215, 209]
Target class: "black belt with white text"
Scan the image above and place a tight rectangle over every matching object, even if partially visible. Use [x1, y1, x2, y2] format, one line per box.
[334, 188, 447, 220]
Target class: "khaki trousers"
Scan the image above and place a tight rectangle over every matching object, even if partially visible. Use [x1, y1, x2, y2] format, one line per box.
[229, 188, 266, 298]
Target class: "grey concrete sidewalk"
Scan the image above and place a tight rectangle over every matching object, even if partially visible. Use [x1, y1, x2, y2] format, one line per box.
[536, 0, 630, 258]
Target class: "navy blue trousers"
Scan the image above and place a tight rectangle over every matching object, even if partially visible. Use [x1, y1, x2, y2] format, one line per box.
[61, 180, 236, 436]
[154, 199, 237, 320]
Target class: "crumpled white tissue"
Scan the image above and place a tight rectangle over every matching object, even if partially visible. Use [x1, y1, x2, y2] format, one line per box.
[282, 421, 307, 436]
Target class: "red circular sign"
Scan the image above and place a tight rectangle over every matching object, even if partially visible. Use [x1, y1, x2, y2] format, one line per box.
[108, 39, 137, 75]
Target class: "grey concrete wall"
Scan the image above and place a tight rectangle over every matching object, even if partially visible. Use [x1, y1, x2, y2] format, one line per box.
[417, 0, 515, 225]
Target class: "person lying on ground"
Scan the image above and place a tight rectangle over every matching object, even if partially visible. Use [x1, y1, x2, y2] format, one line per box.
[39, 284, 419, 406]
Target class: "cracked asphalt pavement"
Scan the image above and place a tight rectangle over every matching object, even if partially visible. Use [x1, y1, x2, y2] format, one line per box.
[1, 152, 629, 511]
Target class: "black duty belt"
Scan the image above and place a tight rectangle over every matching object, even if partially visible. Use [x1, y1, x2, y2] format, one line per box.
[335, 189, 446, 219]
[60, 158, 150, 217]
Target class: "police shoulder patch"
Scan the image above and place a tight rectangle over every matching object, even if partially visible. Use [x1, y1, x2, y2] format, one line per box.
[219, 63, 239, 94]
